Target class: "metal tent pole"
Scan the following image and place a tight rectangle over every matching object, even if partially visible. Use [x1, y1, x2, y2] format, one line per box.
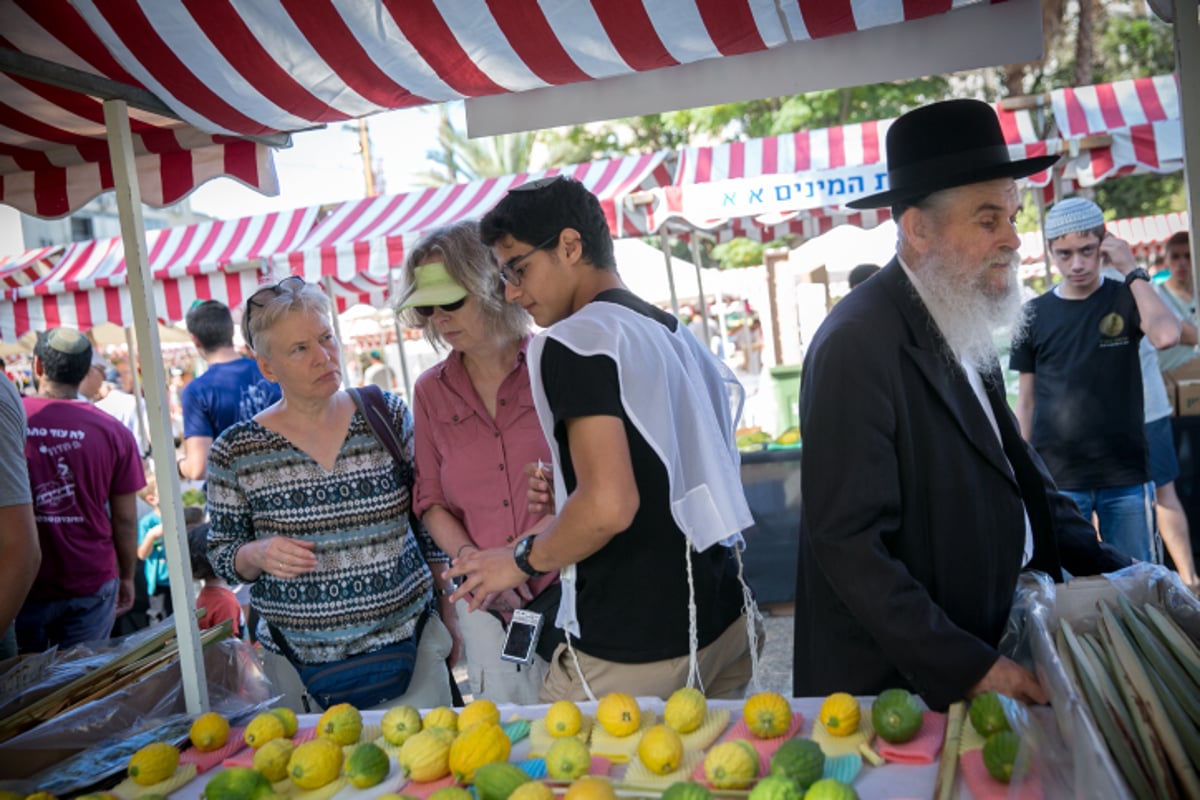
[1172, 0, 1200, 317]
[658, 230, 681, 318]
[103, 98, 207, 713]
[688, 234, 711, 343]
[392, 314, 413, 401]
[123, 324, 150, 454]
[324, 276, 351, 386]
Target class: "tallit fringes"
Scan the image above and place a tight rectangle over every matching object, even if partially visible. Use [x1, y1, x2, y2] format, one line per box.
[733, 542, 763, 694]
[566, 631, 598, 703]
[685, 536, 704, 693]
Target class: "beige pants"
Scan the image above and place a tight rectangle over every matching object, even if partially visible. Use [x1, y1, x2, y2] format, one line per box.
[260, 614, 454, 713]
[539, 614, 763, 702]
[455, 599, 547, 705]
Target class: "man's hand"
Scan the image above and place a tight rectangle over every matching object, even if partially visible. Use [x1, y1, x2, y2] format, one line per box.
[1100, 234, 1138, 276]
[524, 461, 554, 515]
[969, 656, 1048, 705]
[444, 547, 527, 612]
[115, 577, 136, 616]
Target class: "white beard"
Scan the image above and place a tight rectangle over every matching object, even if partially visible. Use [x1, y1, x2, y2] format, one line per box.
[912, 248, 1029, 379]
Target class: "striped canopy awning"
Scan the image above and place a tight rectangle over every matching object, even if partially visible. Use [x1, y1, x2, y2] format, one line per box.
[1, 0, 280, 218]
[279, 152, 673, 281]
[0, 245, 61, 290]
[647, 103, 1058, 242]
[1, 206, 319, 338]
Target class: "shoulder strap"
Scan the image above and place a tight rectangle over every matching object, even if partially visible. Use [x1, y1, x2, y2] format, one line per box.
[349, 386, 405, 466]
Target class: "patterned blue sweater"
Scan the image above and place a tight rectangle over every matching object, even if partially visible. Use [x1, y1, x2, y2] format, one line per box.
[207, 391, 446, 664]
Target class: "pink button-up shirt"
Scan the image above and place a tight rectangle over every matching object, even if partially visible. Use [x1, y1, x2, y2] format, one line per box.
[412, 336, 557, 598]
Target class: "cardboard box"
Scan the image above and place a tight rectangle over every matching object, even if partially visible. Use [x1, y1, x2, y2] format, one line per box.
[1162, 373, 1178, 416]
[1177, 379, 1200, 415]
[1165, 357, 1200, 384]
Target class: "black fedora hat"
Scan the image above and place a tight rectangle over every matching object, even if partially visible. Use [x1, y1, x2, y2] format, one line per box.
[847, 99, 1060, 210]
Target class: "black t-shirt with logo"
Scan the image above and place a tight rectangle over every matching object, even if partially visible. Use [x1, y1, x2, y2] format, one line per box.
[539, 289, 745, 663]
[1009, 277, 1147, 489]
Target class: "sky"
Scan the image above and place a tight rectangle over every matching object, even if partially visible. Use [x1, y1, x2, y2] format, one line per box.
[188, 103, 461, 220]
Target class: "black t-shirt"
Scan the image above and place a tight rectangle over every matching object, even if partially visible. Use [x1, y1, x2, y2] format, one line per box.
[1008, 278, 1148, 489]
[540, 288, 745, 663]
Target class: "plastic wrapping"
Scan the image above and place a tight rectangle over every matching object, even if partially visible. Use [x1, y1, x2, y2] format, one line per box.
[1016, 563, 1200, 800]
[0, 620, 276, 792]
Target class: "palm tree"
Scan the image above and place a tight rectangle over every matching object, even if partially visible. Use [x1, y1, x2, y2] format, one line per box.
[411, 106, 537, 186]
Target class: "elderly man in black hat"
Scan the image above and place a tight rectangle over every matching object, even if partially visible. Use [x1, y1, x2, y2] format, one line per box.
[793, 100, 1131, 710]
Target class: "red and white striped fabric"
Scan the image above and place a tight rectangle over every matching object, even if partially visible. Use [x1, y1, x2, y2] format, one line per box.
[0, 0, 278, 218]
[652, 104, 1052, 242]
[1061, 119, 1184, 186]
[326, 274, 391, 314]
[62, 0, 1000, 139]
[278, 153, 671, 281]
[1051, 74, 1179, 139]
[0, 246, 61, 291]
[1017, 211, 1190, 267]
[0, 207, 318, 338]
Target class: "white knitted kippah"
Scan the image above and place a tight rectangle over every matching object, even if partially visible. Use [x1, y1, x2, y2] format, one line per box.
[1044, 197, 1105, 241]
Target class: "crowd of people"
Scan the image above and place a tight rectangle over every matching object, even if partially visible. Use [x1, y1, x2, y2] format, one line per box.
[0, 98, 1196, 718]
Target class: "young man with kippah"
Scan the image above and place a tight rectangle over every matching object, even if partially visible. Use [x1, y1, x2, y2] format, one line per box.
[1011, 197, 1181, 562]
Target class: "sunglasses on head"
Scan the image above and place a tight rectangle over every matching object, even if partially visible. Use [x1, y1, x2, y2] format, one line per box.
[244, 275, 305, 348]
[414, 297, 467, 318]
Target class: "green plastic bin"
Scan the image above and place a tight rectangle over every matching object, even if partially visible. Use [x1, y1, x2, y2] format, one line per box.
[769, 364, 802, 435]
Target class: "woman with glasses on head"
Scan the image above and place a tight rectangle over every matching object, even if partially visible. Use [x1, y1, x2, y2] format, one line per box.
[399, 221, 557, 705]
[205, 276, 455, 712]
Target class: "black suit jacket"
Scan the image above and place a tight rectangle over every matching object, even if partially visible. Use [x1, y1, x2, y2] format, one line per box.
[792, 260, 1130, 710]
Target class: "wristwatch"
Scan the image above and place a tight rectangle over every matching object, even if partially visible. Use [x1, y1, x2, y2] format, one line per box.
[513, 535, 547, 578]
[1124, 267, 1150, 287]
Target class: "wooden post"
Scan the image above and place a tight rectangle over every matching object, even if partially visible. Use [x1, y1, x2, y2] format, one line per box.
[658, 230, 681, 318]
[324, 276, 351, 387]
[1171, 0, 1200, 330]
[689, 235, 711, 343]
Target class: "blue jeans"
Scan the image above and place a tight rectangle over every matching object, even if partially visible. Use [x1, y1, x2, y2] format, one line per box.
[15, 578, 119, 653]
[1062, 483, 1160, 563]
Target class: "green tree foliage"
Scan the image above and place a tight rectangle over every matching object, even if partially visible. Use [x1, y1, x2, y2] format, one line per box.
[413, 107, 536, 186]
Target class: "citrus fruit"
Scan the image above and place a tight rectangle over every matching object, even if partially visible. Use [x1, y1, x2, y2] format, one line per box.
[244, 712, 286, 748]
[200, 766, 273, 800]
[450, 721, 511, 782]
[458, 698, 501, 731]
[563, 777, 617, 800]
[596, 692, 640, 737]
[127, 742, 179, 786]
[703, 740, 758, 789]
[660, 781, 713, 800]
[475, 762, 532, 800]
[803, 778, 859, 800]
[747, 774, 803, 800]
[969, 691, 1011, 737]
[872, 688, 924, 744]
[317, 701, 363, 745]
[509, 782, 555, 800]
[545, 699, 583, 737]
[637, 724, 684, 775]
[983, 730, 1021, 783]
[190, 712, 231, 752]
[346, 742, 391, 788]
[428, 789, 473, 800]
[399, 728, 453, 782]
[270, 707, 299, 737]
[744, 691, 792, 738]
[664, 687, 707, 734]
[818, 693, 860, 737]
[770, 738, 824, 789]
[382, 704, 424, 746]
[289, 737, 345, 789]
[252, 737, 294, 782]
[424, 705, 459, 733]
[546, 736, 592, 780]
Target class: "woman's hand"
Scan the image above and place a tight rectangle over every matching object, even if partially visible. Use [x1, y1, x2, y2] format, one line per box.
[484, 585, 533, 613]
[255, 536, 319, 579]
[524, 461, 554, 515]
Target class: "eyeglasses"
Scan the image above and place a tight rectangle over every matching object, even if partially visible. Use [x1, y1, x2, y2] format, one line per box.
[414, 297, 467, 318]
[500, 234, 560, 287]
[244, 275, 305, 348]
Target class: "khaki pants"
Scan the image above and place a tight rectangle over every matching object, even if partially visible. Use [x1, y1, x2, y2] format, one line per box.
[455, 599, 547, 705]
[261, 614, 454, 713]
[539, 614, 763, 702]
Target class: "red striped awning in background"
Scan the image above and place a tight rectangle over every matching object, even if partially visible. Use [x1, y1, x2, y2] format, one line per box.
[0, 246, 61, 290]
[0, 0, 279, 218]
[279, 153, 672, 281]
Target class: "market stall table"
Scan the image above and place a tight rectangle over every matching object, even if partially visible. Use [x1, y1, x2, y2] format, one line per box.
[163, 698, 954, 800]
